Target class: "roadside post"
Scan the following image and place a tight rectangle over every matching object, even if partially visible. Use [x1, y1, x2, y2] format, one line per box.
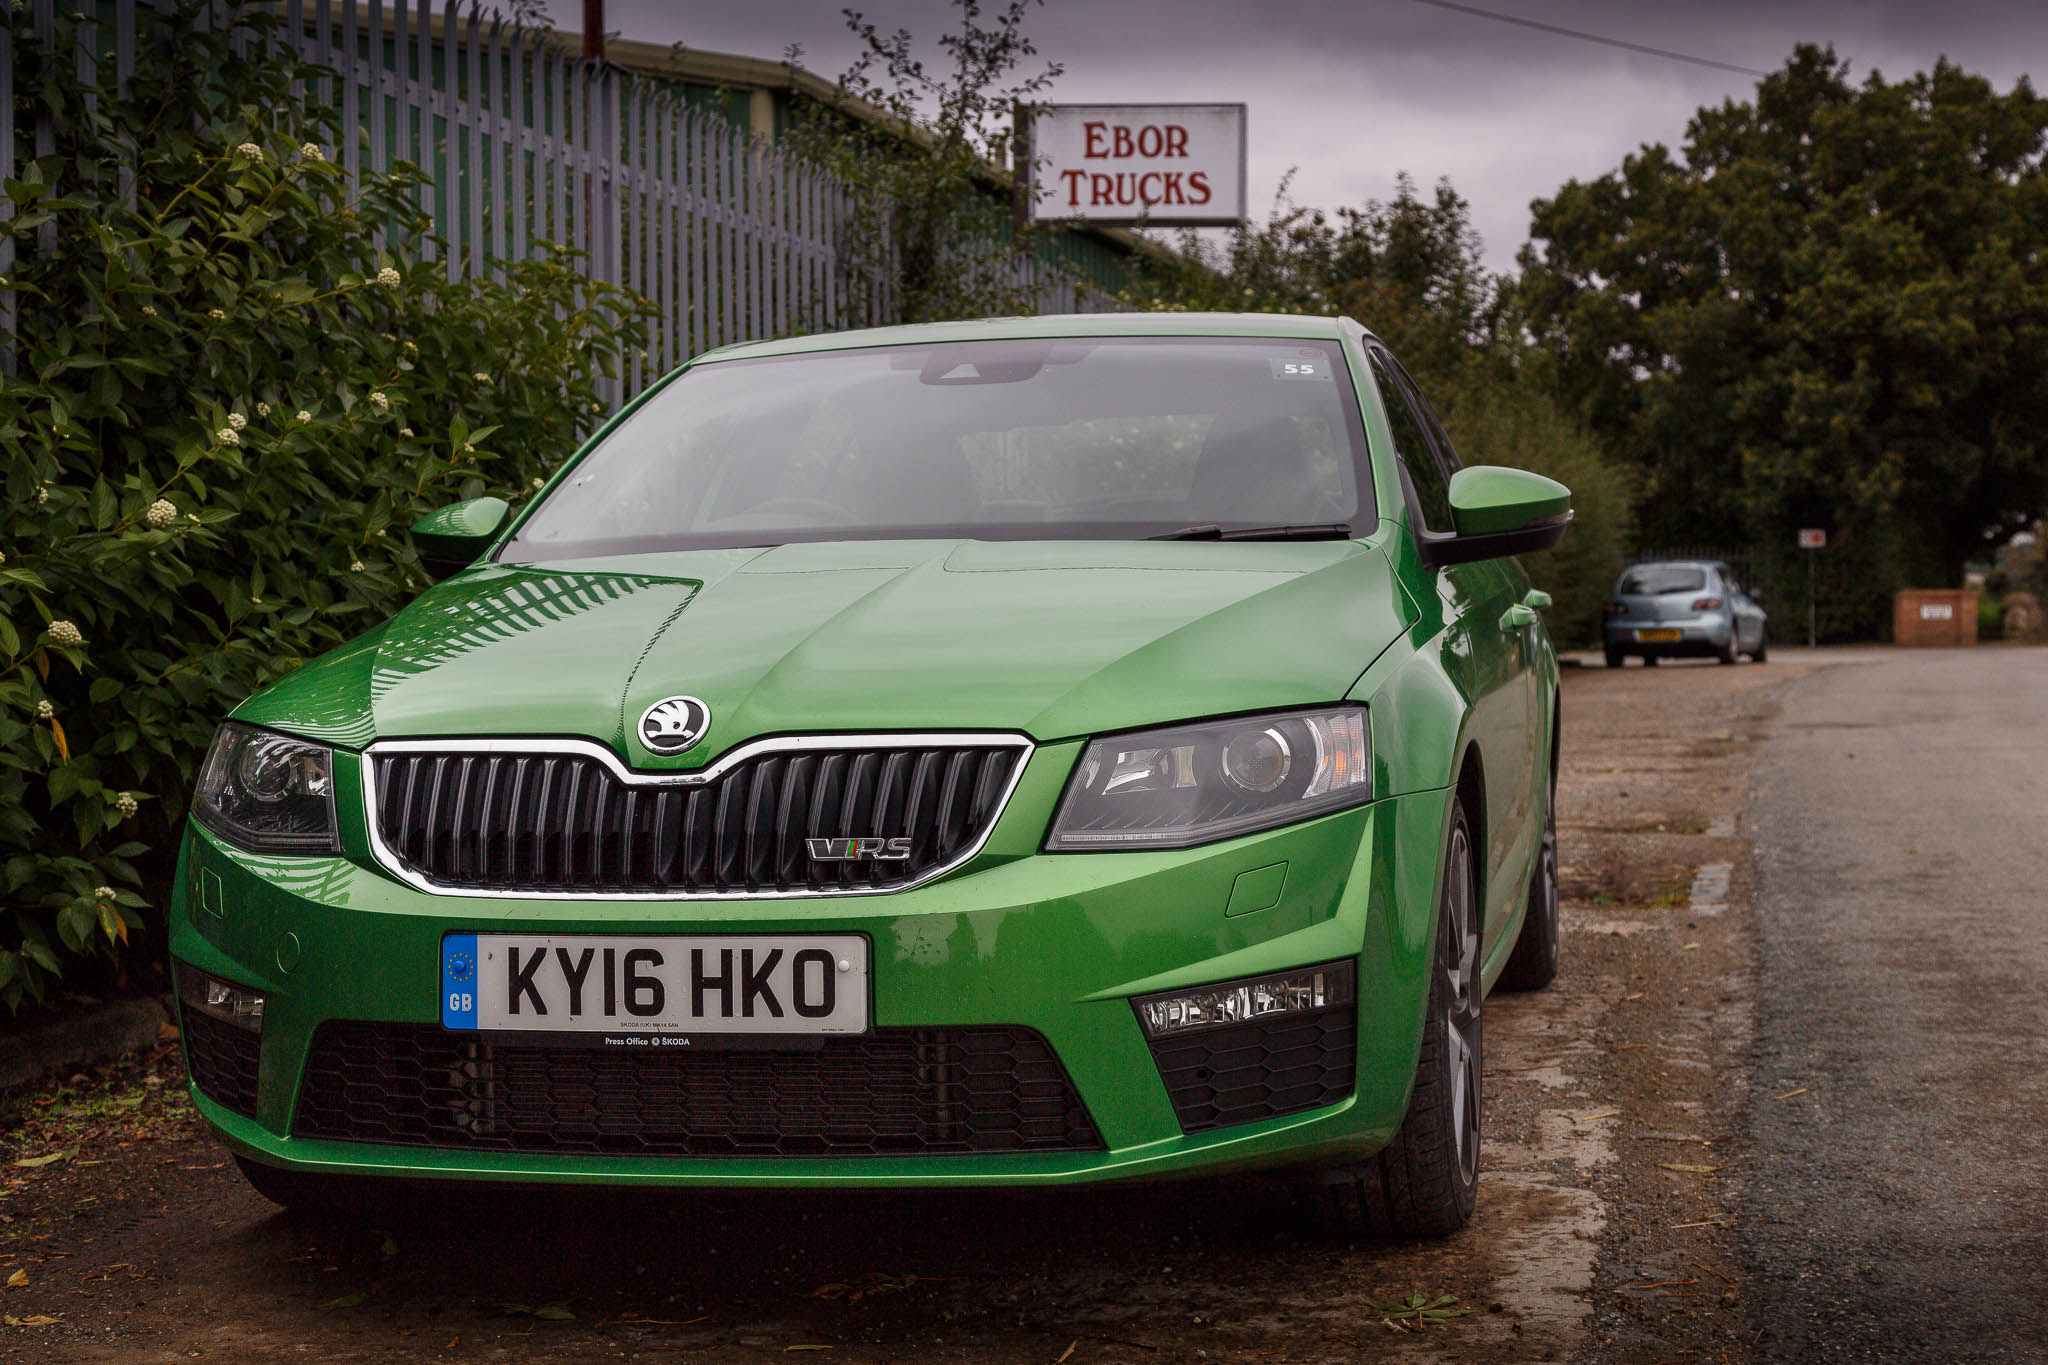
[1798, 528, 1826, 647]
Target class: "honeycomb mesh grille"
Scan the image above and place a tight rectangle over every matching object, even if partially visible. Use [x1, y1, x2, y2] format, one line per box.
[369, 742, 1025, 895]
[181, 1008, 261, 1118]
[1148, 1007, 1356, 1134]
[292, 1021, 1102, 1157]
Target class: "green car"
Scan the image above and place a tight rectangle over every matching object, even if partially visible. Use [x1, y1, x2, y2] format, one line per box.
[171, 313, 1569, 1238]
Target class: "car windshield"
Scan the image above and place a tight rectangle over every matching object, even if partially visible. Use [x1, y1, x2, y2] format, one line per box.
[1619, 566, 1707, 596]
[504, 336, 1373, 559]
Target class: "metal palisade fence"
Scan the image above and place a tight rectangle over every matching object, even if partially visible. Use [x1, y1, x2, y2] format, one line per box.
[1, 0, 1113, 396]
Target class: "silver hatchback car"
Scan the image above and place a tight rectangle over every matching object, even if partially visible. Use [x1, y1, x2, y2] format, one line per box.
[1604, 560, 1768, 667]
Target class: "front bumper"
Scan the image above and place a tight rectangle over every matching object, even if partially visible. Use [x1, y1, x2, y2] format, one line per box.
[168, 742, 1451, 1188]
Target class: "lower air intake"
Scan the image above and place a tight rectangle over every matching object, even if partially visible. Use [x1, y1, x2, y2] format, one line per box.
[1148, 1006, 1357, 1134]
[181, 1008, 261, 1118]
[292, 1021, 1102, 1157]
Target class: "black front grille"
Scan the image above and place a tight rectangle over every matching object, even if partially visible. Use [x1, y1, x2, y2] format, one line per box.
[369, 742, 1025, 895]
[292, 1021, 1102, 1157]
[181, 1008, 261, 1118]
[1149, 1007, 1357, 1134]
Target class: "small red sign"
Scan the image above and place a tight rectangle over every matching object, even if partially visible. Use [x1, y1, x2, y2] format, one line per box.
[1798, 528, 1827, 549]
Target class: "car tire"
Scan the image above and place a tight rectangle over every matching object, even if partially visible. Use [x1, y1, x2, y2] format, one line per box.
[1752, 629, 1768, 663]
[1717, 634, 1739, 665]
[1323, 797, 1483, 1239]
[1498, 796, 1558, 992]
[1642, 653, 1659, 667]
[234, 1155, 365, 1216]
[1604, 646, 1625, 669]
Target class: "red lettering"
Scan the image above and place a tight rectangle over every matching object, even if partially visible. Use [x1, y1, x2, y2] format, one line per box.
[1164, 125, 1189, 157]
[1089, 172, 1115, 205]
[1112, 125, 1134, 158]
[1137, 125, 1163, 158]
[1083, 121, 1109, 158]
[1188, 171, 1211, 205]
[1139, 172, 1163, 205]
[1059, 168, 1088, 207]
[1163, 171, 1185, 204]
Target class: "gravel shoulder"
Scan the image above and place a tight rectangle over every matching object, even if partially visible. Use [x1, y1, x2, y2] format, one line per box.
[1, 651, 1852, 1364]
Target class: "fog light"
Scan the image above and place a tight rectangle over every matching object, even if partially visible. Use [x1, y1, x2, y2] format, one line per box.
[1133, 961, 1354, 1040]
[178, 968, 265, 1032]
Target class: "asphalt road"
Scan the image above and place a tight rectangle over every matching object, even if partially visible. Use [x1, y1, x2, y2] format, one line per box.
[1742, 647, 2048, 1360]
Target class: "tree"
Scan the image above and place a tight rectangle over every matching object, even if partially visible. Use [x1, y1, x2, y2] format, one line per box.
[1519, 45, 2048, 634]
[787, 0, 1061, 323]
[1126, 174, 1633, 644]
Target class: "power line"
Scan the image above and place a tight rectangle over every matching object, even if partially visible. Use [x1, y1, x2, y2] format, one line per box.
[1407, 0, 1772, 79]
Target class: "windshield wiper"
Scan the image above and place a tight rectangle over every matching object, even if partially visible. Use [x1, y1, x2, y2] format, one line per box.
[1148, 522, 1353, 542]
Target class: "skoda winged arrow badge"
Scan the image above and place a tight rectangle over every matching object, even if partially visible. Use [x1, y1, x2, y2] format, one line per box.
[638, 695, 710, 754]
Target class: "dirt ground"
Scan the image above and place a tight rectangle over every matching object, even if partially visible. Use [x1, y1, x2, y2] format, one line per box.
[0, 652, 1838, 1364]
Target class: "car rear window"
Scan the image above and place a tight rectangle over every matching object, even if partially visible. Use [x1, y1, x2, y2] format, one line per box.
[505, 336, 1375, 558]
[1618, 566, 1707, 596]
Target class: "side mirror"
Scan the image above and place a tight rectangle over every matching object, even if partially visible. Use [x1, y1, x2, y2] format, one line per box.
[410, 496, 509, 582]
[1421, 466, 1572, 567]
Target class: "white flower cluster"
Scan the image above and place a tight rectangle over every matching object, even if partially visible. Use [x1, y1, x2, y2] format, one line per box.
[141, 304, 157, 317]
[349, 560, 366, 573]
[531, 477, 544, 489]
[236, 142, 263, 162]
[399, 427, 414, 438]
[300, 142, 325, 162]
[115, 792, 139, 818]
[369, 391, 390, 410]
[93, 885, 115, 902]
[376, 266, 402, 289]
[295, 410, 312, 423]
[46, 620, 83, 647]
[227, 411, 247, 430]
[208, 308, 226, 320]
[472, 372, 491, 383]
[146, 499, 177, 528]
[35, 699, 53, 720]
[255, 401, 271, 417]
[216, 427, 240, 447]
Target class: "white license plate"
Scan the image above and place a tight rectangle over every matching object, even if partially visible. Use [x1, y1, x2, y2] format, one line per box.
[440, 934, 868, 1039]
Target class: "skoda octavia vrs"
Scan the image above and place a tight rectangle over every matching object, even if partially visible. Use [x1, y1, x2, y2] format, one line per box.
[172, 314, 1570, 1238]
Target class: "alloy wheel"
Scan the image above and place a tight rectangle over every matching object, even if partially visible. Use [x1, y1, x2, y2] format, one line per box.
[1442, 822, 1483, 1186]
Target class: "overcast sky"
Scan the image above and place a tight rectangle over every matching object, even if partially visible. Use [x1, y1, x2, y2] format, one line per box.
[543, 0, 2045, 275]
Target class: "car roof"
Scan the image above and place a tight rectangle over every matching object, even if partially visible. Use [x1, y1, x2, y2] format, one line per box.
[694, 312, 1363, 365]
[1627, 560, 1719, 571]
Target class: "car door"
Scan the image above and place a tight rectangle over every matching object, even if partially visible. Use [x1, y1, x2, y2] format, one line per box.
[1716, 564, 1761, 651]
[1367, 349, 1537, 952]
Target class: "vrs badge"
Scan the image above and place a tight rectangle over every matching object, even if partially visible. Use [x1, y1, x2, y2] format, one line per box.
[806, 837, 914, 862]
[638, 695, 710, 755]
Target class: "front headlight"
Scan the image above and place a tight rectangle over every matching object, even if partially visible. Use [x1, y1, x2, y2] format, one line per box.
[1046, 707, 1371, 851]
[192, 722, 338, 853]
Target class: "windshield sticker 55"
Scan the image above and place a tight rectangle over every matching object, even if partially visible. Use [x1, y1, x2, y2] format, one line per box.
[1270, 355, 1332, 380]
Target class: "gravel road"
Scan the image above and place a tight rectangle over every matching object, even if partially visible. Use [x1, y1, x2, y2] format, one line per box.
[1741, 647, 2048, 1361]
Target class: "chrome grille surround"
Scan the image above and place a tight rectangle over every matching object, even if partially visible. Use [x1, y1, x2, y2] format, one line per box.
[360, 733, 1035, 900]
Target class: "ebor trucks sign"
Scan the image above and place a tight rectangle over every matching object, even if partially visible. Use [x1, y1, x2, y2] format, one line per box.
[1030, 104, 1247, 227]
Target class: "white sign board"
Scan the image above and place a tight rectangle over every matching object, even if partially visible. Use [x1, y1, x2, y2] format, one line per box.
[1798, 528, 1827, 549]
[1030, 104, 1247, 227]
[1919, 602, 1955, 621]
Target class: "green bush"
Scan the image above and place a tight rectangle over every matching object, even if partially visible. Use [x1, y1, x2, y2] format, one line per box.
[0, 6, 649, 1010]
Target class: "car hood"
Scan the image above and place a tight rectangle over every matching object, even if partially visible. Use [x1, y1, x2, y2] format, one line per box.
[236, 538, 1416, 762]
